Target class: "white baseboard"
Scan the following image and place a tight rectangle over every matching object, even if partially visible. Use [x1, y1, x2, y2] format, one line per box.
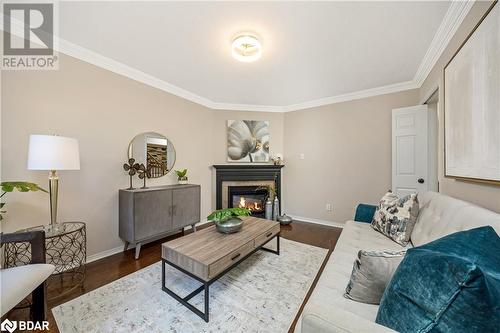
[86, 217, 341, 264]
[287, 215, 344, 229]
[86, 245, 124, 264]
[86, 219, 211, 264]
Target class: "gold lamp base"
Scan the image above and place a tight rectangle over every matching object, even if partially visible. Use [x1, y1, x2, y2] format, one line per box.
[48, 170, 60, 232]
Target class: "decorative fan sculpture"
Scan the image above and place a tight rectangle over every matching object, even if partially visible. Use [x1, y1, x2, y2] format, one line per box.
[123, 158, 138, 189]
[136, 163, 151, 189]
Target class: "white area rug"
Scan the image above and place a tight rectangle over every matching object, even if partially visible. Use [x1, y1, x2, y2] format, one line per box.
[53, 238, 328, 333]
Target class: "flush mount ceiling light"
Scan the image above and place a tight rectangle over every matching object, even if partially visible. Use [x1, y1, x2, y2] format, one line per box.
[232, 34, 262, 62]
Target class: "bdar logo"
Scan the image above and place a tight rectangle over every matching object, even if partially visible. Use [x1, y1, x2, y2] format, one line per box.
[0, 319, 17, 333]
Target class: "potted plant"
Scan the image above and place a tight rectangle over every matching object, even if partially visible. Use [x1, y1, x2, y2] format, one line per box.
[175, 169, 188, 185]
[207, 207, 251, 234]
[1, 181, 48, 221]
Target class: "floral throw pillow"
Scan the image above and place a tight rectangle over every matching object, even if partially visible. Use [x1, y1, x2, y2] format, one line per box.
[371, 191, 419, 246]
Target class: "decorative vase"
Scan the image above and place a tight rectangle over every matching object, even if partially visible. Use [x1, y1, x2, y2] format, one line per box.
[273, 196, 280, 221]
[215, 216, 243, 234]
[178, 179, 188, 185]
[265, 198, 273, 220]
[278, 213, 292, 225]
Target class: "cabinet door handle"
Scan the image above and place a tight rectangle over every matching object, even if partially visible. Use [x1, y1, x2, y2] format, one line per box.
[231, 253, 241, 261]
[266, 232, 273, 237]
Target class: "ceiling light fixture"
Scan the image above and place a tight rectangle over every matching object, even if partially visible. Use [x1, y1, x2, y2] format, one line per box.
[232, 34, 262, 63]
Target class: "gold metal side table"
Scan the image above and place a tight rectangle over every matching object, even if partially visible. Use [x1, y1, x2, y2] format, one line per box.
[3, 221, 86, 301]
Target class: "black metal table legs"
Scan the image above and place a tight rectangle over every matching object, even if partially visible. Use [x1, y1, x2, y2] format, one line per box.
[260, 234, 280, 255]
[161, 233, 280, 322]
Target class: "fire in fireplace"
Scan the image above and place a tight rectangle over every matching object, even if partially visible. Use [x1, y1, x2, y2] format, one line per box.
[235, 196, 263, 213]
[228, 186, 268, 218]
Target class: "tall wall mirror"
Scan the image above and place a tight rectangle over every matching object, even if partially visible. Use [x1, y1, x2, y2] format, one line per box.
[128, 132, 176, 178]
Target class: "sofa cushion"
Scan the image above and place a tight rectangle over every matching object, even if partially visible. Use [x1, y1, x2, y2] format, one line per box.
[372, 191, 419, 246]
[376, 226, 500, 333]
[0, 264, 55, 316]
[411, 191, 500, 246]
[344, 250, 406, 304]
[299, 220, 406, 333]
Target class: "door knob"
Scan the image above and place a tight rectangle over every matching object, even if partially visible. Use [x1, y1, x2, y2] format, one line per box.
[418, 178, 425, 184]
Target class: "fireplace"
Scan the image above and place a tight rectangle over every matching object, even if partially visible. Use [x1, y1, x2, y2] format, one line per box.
[213, 164, 284, 217]
[228, 186, 268, 218]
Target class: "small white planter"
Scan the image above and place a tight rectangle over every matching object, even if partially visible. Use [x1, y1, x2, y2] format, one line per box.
[178, 179, 188, 185]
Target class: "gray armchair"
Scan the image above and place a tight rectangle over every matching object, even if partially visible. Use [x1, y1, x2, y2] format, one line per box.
[0, 231, 55, 322]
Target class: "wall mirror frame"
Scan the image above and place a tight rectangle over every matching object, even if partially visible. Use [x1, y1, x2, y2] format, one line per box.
[128, 132, 176, 178]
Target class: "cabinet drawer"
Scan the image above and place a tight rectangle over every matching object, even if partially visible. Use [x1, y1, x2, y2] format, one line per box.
[255, 224, 280, 248]
[209, 240, 254, 279]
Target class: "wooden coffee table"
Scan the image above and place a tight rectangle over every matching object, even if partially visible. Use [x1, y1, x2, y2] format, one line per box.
[161, 216, 280, 322]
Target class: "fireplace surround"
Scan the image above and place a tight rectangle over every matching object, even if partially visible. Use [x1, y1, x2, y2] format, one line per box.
[213, 165, 284, 216]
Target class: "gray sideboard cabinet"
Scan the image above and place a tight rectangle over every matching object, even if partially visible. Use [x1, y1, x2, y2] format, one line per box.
[119, 184, 201, 259]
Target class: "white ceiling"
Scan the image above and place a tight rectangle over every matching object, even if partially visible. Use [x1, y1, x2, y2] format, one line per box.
[57, 1, 458, 110]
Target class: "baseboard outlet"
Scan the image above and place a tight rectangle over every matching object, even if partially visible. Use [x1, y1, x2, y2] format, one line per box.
[86, 219, 211, 264]
[287, 215, 344, 229]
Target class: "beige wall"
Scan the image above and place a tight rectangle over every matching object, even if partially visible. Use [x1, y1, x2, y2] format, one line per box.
[1, 55, 214, 256]
[420, 0, 500, 213]
[283, 89, 420, 224]
[2, 2, 498, 258]
[0, 54, 283, 257]
[282, 0, 500, 223]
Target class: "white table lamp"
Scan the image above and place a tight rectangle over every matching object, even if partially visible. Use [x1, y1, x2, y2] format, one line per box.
[28, 135, 80, 230]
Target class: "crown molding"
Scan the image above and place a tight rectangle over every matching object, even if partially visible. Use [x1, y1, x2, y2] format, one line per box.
[2, 1, 474, 113]
[57, 38, 217, 109]
[56, 37, 420, 112]
[413, 0, 475, 86]
[283, 80, 419, 112]
[210, 102, 287, 113]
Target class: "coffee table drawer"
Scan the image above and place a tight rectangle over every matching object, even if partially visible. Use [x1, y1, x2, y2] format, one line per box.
[209, 240, 254, 279]
[255, 224, 280, 248]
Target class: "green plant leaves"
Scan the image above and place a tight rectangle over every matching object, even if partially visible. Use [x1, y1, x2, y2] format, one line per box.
[0, 182, 47, 222]
[174, 169, 188, 179]
[255, 184, 276, 197]
[1, 182, 48, 193]
[207, 207, 251, 222]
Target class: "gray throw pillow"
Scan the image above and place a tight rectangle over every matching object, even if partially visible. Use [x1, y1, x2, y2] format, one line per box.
[344, 250, 406, 304]
[371, 191, 419, 246]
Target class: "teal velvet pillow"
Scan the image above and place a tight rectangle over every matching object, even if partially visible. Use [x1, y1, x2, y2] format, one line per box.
[376, 226, 500, 333]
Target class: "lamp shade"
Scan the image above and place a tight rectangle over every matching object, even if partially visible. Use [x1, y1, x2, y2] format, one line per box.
[28, 135, 80, 170]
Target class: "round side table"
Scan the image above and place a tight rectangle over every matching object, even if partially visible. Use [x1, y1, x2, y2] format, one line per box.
[3, 221, 87, 301]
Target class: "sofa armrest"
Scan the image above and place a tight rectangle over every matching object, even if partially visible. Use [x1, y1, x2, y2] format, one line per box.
[0, 230, 46, 264]
[301, 303, 396, 333]
[354, 204, 377, 223]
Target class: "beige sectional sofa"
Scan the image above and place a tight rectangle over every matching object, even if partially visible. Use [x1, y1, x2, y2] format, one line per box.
[296, 191, 500, 333]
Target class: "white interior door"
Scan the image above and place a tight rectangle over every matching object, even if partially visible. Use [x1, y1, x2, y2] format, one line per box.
[392, 105, 429, 196]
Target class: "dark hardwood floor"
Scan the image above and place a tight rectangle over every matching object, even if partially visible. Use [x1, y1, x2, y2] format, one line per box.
[8, 220, 342, 333]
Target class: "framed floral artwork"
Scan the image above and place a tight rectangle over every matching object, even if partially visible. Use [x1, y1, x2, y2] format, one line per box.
[227, 120, 270, 162]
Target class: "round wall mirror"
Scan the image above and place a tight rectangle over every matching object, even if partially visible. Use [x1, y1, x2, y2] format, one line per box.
[128, 132, 176, 178]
